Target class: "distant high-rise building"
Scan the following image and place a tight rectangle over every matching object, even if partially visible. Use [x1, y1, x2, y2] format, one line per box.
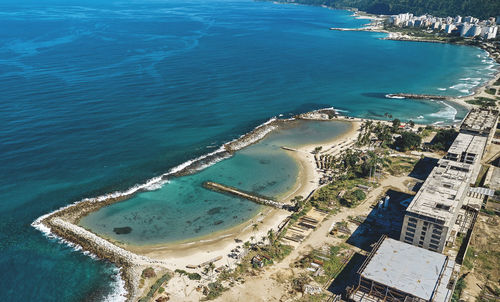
[482, 26, 498, 39]
[471, 24, 483, 36]
[444, 24, 455, 34]
[459, 23, 472, 36]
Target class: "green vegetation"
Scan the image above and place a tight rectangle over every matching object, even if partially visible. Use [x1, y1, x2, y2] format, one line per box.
[466, 97, 497, 107]
[481, 208, 496, 215]
[293, 244, 350, 286]
[419, 125, 434, 138]
[316, 245, 349, 284]
[357, 120, 393, 147]
[141, 267, 156, 278]
[451, 275, 466, 302]
[463, 247, 475, 270]
[394, 132, 421, 151]
[273, 0, 500, 20]
[486, 88, 497, 96]
[386, 156, 418, 175]
[475, 165, 489, 187]
[138, 273, 171, 302]
[202, 282, 227, 301]
[311, 178, 372, 209]
[174, 269, 202, 280]
[428, 128, 458, 151]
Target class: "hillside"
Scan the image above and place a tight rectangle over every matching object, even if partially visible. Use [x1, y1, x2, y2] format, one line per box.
[275, 0, 500, 20]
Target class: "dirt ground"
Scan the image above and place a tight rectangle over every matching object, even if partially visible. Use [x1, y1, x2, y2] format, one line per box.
[215, 174, 417, 302]
[461, 214, 500, 302]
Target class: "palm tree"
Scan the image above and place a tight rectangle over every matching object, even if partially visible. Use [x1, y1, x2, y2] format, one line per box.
[252, 223, 259, 233]
[243, 241, 251, 251]
[267, 229, 276, 252]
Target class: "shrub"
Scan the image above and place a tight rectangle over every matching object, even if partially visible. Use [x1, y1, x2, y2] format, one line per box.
[141, 267, 156, 278]
[394, 132, 421, 151]
[351, 189, 366, 201]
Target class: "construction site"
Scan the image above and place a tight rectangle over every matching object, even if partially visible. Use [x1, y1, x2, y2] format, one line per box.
[332, 108, 500, 302]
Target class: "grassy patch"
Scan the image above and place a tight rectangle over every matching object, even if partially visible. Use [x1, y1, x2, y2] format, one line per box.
[295, 244, 351, 286]
[486, 88, 497, 96]
[138, 273, 171, 302]
[466, 97, 497, 107]
[386, 156, 418, 175]
[202, 282, 227, 301]
[174, 269, 201, 280]
[451, 275, 466, 302]
[463, 247, 475, 270]
[311, 178, 372, 209]
[475, 165, 489, 187]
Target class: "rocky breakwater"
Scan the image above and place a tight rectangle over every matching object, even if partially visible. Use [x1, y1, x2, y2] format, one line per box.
[203, 181, 291, 210]
[296, 107, 338, 120]
[45, 217, 170, 301]
[224, 118, 284, 152]
[386, 93, 448, 100]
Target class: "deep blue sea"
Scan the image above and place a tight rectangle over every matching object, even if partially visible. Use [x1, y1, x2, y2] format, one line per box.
[0, 0, 497, 301]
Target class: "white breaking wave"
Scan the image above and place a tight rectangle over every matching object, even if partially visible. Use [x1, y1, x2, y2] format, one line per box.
[31, 116, 284, 240]
[29, 112, 308, 301]
[429, 101, 458, 121]
[103, 267, 127, 302]
[437, 88, 446, 91]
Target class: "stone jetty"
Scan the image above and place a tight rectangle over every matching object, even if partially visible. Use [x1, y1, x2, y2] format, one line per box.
[203, 181, 290, 210]
[386, 93, 448, 100]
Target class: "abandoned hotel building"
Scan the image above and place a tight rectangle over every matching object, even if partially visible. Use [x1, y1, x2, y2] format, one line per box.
[400, 109, 498, 253]
[348, 109, 498, 302]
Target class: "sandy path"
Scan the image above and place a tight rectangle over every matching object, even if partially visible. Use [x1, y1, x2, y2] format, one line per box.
[216, 174, 415, 302]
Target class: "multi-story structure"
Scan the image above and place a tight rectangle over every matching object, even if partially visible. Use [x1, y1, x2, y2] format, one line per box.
[459, 23, 473, 37]
[400, 158, 477, 252]
[444, 133, 487, 165]
[349, 236, 456, 302]
[482, 26, 498, 39]
[460, 108, 499, 141]
[400, 109, 497, 254]
[388, 13, 498, 39]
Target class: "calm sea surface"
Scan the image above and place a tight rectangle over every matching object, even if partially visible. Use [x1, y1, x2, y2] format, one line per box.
[0, 0, 497, 300]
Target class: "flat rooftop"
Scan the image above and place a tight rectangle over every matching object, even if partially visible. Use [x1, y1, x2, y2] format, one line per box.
[407, 159, 472, 225]
[447, 133, 486, 157]
[461, 108, 499, 134]
[361, 238, 454, 301]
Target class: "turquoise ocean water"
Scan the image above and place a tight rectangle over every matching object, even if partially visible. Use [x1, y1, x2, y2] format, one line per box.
[0, 0, 498, 300]
[79, 120, 351, 245]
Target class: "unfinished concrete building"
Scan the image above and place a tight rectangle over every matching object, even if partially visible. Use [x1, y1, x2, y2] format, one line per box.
[349, 236, 455, 302]
[444, 133, 487, 165]
[400, 131, 487, 253]
[400, 159, 475, 252]
[460, 108, 499, 142]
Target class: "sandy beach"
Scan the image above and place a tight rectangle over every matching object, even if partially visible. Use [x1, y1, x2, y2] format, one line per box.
[124, 120, 361, 268]
[36, 112, 362, 301]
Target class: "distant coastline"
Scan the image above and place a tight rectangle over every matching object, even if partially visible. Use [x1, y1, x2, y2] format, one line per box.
[30, 5, 500, 301]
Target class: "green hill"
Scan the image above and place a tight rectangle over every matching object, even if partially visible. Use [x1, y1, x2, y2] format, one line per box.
[275, 0, 500, 20]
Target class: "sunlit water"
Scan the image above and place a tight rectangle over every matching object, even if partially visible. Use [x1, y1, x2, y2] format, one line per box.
[0, 0, 497, 300]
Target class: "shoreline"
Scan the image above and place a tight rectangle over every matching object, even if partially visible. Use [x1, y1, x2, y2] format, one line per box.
[31, 6, 500, 301]
[34, 108, 358, 301]
[326, 7, 500, 111]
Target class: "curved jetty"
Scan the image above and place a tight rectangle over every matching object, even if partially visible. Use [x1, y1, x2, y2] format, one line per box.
[385, 93, 448, 100]
[203, 181, 290, 210]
